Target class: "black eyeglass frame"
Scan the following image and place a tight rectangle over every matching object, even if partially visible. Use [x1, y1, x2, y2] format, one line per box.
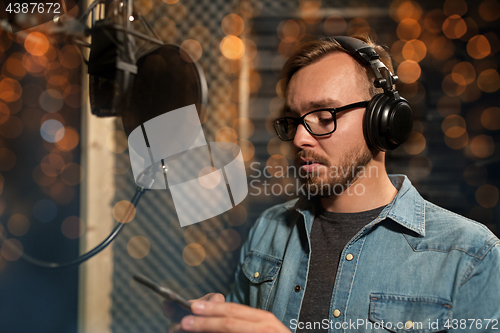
[274, 101, 370, 141]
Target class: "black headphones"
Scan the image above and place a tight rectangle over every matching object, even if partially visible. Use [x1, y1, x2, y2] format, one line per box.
[331, 36, 413, 151]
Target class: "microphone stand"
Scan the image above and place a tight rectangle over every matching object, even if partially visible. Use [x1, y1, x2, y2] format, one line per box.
[0, 186, 147, 268]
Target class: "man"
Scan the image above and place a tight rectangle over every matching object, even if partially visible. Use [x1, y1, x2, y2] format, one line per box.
[172, 36, 500, 332]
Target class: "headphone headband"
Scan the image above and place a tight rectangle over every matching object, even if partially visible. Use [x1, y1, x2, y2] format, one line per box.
[331, 36, 400, 98]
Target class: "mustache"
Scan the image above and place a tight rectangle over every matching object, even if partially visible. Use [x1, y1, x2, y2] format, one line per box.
[295, 150, 330, 166]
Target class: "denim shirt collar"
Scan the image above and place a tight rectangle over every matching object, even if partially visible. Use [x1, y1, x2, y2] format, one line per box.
[292, 174, 426, 237]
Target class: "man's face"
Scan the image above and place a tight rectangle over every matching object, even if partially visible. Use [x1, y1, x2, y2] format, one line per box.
[285, 52, 374, 196]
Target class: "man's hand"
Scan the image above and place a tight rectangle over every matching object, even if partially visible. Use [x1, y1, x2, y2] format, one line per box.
[166, 293, 226, 332]
[179, 300, 291, 333]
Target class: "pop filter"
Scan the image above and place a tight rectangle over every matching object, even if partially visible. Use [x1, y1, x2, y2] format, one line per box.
[119, 44, 208, 136]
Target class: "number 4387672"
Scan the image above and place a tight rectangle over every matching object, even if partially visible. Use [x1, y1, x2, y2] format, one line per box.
[444, 319, 499, 330]
[5, 2, 61, 14]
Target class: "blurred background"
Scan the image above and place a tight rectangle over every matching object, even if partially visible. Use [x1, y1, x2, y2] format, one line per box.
[0, 0, 499, 332]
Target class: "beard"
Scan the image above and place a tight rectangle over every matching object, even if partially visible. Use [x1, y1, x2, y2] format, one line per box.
[295, 145, 373, 198]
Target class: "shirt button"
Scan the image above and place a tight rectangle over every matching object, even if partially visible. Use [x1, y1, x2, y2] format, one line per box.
[294, 285, 301, 292]
[405, 321, 413, 329]
[333, 309, 341, 317]
[346, 253, 354, 261]
[254, 272, 260, 278]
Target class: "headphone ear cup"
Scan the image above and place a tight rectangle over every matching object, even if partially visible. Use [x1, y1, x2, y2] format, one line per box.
[364, 94, 413, 151]
[363, 93, 386, 151]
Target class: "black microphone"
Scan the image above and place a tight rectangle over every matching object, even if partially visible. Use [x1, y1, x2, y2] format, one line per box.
[87, 0, 137, 117]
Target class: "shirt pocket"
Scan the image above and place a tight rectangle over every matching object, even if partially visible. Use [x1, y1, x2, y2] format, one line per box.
[242, 251, 282, 310]
[369, 293, 452, 333]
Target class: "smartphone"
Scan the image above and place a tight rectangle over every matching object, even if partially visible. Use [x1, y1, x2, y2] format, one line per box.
[133, 274, 193, 321]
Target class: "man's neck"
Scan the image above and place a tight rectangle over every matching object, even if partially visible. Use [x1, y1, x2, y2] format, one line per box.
[319, 160, 397, 213]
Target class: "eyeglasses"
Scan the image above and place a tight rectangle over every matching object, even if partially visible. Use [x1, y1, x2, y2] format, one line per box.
[274, 101, 369, 141]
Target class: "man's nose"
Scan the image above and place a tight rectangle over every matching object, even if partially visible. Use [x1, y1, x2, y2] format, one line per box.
[293, 123, 316, 148]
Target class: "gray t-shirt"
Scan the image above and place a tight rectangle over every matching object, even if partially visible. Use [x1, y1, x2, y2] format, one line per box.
[297, 205, 386, 332]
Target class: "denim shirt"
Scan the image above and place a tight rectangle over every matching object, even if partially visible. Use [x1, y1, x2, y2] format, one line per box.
[227, 175, 500, 332]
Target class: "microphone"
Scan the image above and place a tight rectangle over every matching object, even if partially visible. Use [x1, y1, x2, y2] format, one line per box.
[87, 0, 137, 117]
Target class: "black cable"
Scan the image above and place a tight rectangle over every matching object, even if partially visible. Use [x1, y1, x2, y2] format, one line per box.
[0, 186, 147, 269]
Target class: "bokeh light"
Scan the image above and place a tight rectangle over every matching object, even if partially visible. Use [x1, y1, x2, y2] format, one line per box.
[127, 235, 151, 259]
[166, 2, 186, 23]
[4, 53, 27, 79]
[452, 62, 476, 85]
[402, 40, 426, 62]
[40, 119, 65, 143]
[39, 89, 64, 112]
[188, 25, 211, 48]
[113, 200, 136, 223]
[183, 243, 205, 266]
[429, 36, 455, 60]
[475, 184, 499, 208]
[469, 135, 495, 158]
[7, 214, 30, 237]
[467, 35, 491, 59]
[442, 115, 466, 138]
[477, 69, 500, 93]
[481, 107, 500, 130]
[215, 126, 238, 143]
[0, 78, 22, 103]
[24, 32, 50, 56]
[442, 15, 467, 40]
[220, 36, 245, 60]
[32, 199, 58, 223]
[442, 74, 466, 96]
[22, 53, 48, 76]
[278, 19, 305, 42]
[237, 139, 255, 161]
[397, 18, 421, 41]
[55, 126, 79, 151]
[61, 216, 85, 239]
[390, 1, 423, 22]
[300, 0, 322, 25]
[445, 131, 469, 150]
[180, 39, 203, 62]
[33, 165, 56, 187]
[154, 17, 177, 41]
[198, 166, 221, 189]
[1, 238, 23, 261]
[478, 0, 500, 21]
[397, 60, 421, 83]
[402, 131, 426, 154]
[221, 14, 244, 36]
